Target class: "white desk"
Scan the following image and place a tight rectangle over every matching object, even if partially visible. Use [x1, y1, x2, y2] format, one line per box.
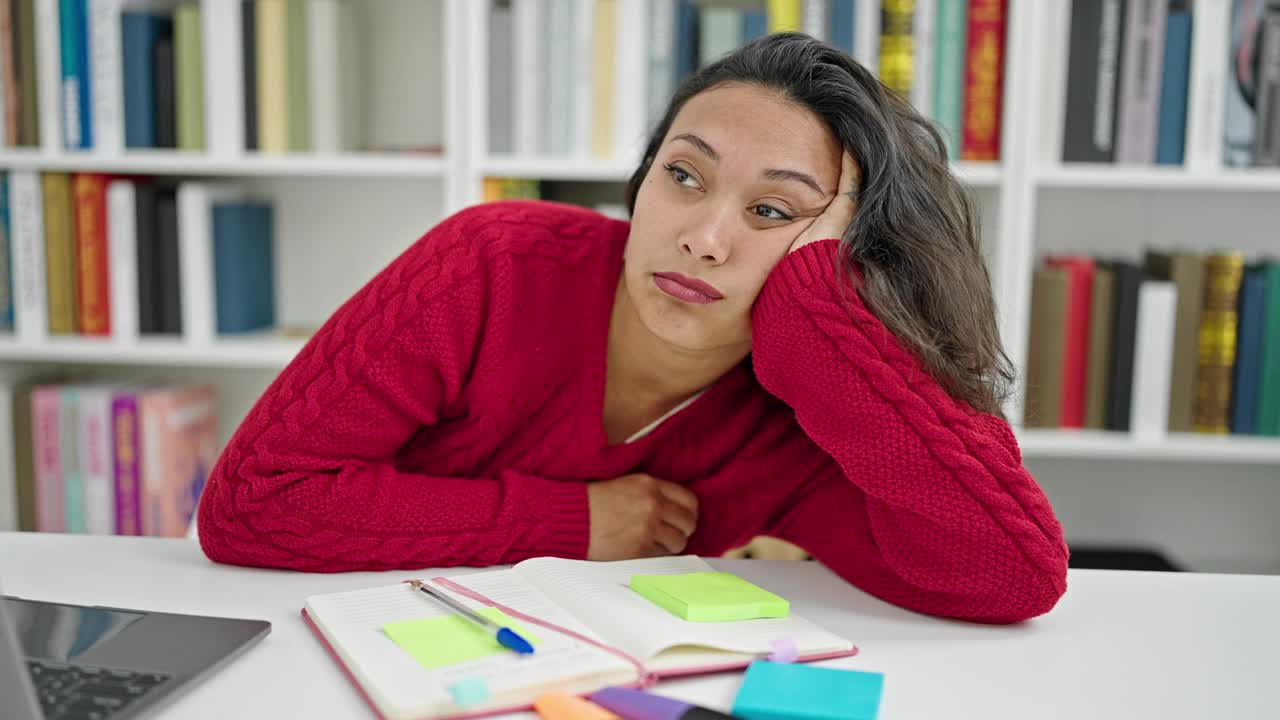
[1, 532, 1275, 719]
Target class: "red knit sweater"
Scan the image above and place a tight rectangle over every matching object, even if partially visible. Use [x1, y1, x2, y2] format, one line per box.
[197, 200, 1069, 624]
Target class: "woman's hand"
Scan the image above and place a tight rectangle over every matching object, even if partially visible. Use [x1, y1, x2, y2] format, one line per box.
[586, 473, 699, 561]
[788, 150, 860, 254]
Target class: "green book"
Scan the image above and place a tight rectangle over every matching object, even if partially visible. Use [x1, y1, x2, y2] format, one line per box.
[629, 571, 790, 622]
[1258, 262, 1280, 436]
[933, 0, 967, 160]
[286, 0, 310, 151]
[175, 3, 205, 150]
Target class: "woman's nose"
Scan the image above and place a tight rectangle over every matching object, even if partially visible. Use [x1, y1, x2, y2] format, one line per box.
[680, 214, 732, 264]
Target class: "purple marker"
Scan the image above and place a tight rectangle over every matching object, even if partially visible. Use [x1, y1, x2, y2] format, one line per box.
[588, 687, 742, 720]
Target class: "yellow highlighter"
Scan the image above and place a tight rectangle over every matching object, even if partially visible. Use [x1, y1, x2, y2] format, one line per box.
[535, 691, 621, 720]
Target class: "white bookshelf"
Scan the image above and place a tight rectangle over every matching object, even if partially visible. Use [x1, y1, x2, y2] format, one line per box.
[0, 0, 1278, 533]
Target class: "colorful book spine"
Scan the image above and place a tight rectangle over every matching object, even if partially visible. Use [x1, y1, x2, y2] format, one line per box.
[1045, 256, 1096, 428]
[0, 1, 18, 146]
[1155, 1, 1192, 165]
[42, 172, 77, 335]
[1115, 0, 1168, 165]
[827, 0, 854, 55]
[256, 0, 288, 152]
[1194, 252, 1245, 433]
[286, 0, 308, 151]
[60, 386, 83, 533]
[59, 0, 92, 149]
[122, 11, 160, 148]
[933, 0, 967, 160]
[32, 386, 64, 532]
[1230, 267, 1267, 434]
[140, 385, 218, 537]
[78, 386, 115, 535]
[1257, 262, 1280, 436]
[212, 202, 275, 333]
[73, 173, 111, 336]
[1084, 264, 1115, 429]
[112, 391, 142, 535]
[0, 173, 12, 331]
[879, 0, 914, 98]
[961, 0, 1004, 161]
[175, 2, 206, 150]
[767, 0, 803, 33]
[1023, 266, 1069, 427]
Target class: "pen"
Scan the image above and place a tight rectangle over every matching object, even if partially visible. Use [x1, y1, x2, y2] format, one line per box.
[405, 580, 535, 655]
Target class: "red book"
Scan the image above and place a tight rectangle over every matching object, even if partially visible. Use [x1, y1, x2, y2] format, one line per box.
[73, 173, 111, 336]
[1045, 256, 1095, 428]
[961, 0, 1006, 161]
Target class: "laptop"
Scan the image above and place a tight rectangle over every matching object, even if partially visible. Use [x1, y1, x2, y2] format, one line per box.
[1, 580, 270, 720]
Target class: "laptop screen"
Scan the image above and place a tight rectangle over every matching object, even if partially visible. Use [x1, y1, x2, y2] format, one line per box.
[4, 598, 144, 662]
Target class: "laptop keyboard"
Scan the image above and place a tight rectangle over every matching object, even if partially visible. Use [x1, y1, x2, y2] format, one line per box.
[25, 658, 171, 720]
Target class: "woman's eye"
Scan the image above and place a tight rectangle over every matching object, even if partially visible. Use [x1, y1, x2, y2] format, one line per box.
[752, 205, 793, 221]
[663, 163, 700, 189]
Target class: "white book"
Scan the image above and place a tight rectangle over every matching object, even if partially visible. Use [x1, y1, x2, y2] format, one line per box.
[10, 171, 47, 342]
[1115, 0, 1168, 165]
[177, 183, 245, 346]
[542, 0, 573, 155]
[89, 0, 125, 154]
[107, 179, 138, 345]
[700, 7, 742, 68]
[612, 0, 647, 162]
[1130, 281, 1177, 438]
[309, 0, 364, 153]
[35, 0, 62, 152]
[512, 0, 545, 156]
[803, 0, 827, 40]
[1186, 0, 1230, 172]
[571, 0, 594, 157]
[646, 0, 675, 130]
[854, 0, 879, 73]
[912, 0, 935, 116]
[201, 0, 245, 156]
[77, 385, 116, 535]
[303, 556, 855, 720]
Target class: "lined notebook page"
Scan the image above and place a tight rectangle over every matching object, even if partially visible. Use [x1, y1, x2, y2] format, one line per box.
[507, 556, 854, 664]
[304, 574, 635, 719]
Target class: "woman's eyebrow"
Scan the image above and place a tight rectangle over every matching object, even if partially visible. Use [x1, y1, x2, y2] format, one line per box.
[670, 132, 826, 198]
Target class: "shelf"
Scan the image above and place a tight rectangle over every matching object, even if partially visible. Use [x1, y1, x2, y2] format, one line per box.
[1034, 165, 1280, 192]
[0, 149, 449, 179]
[0, 335, 305, 369]
[484, 155, 1003, 187]
[1016, 429, 1280, 464]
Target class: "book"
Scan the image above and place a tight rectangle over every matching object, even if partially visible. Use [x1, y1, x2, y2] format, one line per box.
[59, 0, 92, 150]
[286, 0, 309, 152]
[589, 0, 616, 157]
[961, 0, 1004, 161]
[175, 2, 205, 151]
[1129, 281, 1177, 436]
[1194, 252, 1245, 433]
[152, 15, 176, 149]
[1224, 0, 1267, 166]
[302, 555, 856, 720]
[211, 202, 275, 333]
[241, 0, 257, 151]
[1106, 262, 1143, 432]
[1255, 7, 1280, 165]
[72, 172, 110, 336]
[42, 172, 76, 336]
[1023, 266, 1069, 427]
[1258, 262, 1280, 436]
[255, 0, 288, 152]
[138, 384, 217, 537]
[1084, 264, 1115, 429]
[1144, 250, 1204, 432]
[88, 0, 124, 153]
[1155, 0, 1192, 165]
[879, 0, 914, 98]
[122, 11, 163, 148]
[1063, 0, 1126, 162]
[1045, 256, 1095, 428]
[1230, 265, 1267, 433]
[933, 0, 967, 159]
[1115, 0, 1168, 164]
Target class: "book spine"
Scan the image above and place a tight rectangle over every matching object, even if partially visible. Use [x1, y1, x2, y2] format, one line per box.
[767, 0, 802, 32]
[285, 0, 308, 151]
[933, 0, 967, 160]
[1046, 257, 1095, 428]
[1223, 0, 1265, 166]
[1228, 267, 1266, 433]
[1257, 262, 1280, 436]
[590, 0, 617, 158]
[10, 170, 47, 341]
[241, 0, 257, 151]
[41, 172, 76, 335]
[152, 17, 176, 148]
[79, 388, 115, 535]
[803, 0, 828, 40]
[73, 172, 110, 336]
[487, 2, 514, 155]
[1116, 0, 1168, 164]
[32, 386, 63, 532]
[828, 0, 855, 56]
[613, 0, 647, 160]
[59, 0, 91, 149]
[571, 0, 594, 157]
[155, 188, 181, 335]
[1129, 281, 1177, 437]
[1063, 0, 1124, 162]
[88, 0, 123, 153]
[1155, 2, 1192, 165]
[0, 174, 12, 331]
[175, 2, 206, 150]
[112, 392, 141, 535]
[0, 1, 18, 146]
[35, 0, 62, 151]
[1194, 252, 1245, 433]
[1253, 10, 1280, 165]
[122, 12, 158, 148]
[961, 0, 1005, 161]
[1084, 265, 1115, 429]
[59, 386, 82, 533]
[212, 203, 275, 333]
[107, 179, 138, 343]
[912, 0, 935, 115]
[543, 0, 573, 155]
[255, 0, 288, 153]
[700, 7, 742, 67]
[1023, 267, 1069, 427]
[880, 0, 914, 98]
[16, 0, 39, 145]
[647, 0, 675, 129]
[178, 183, 244, 343]
[510, 0, 541, 156]
[1106, 263, 1143, 431]
[200, 0, 244, 155]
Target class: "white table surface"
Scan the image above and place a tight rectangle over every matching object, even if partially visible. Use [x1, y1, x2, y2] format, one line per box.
[1, 532, 1276, 719]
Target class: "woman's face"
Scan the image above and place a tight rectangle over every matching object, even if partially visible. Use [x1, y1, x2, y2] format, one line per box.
[625, 82, 842, 354]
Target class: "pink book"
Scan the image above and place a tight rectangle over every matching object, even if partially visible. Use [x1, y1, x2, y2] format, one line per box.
[300, 556, 858, 720]
[139, 385, 218, 537]
[30, 386, 64, 532]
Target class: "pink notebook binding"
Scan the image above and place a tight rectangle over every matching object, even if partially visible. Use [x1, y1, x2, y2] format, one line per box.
[300, 556, 859, 720]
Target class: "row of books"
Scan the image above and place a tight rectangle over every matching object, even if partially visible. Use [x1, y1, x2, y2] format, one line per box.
[487, 0, 1007, 162]
[482, 176, 629, 220]
[9, 380, 217, 536]
[1024, 252, 1280, 437]
[0, 0, 379, 154]
[0, 171, 276, 340]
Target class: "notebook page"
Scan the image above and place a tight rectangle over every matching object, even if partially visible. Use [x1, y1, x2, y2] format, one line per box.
[304, 574, 635, 720]
[512, 556, 854, 664]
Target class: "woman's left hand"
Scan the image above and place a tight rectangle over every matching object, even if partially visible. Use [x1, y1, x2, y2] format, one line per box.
[788, 150, 860, 254]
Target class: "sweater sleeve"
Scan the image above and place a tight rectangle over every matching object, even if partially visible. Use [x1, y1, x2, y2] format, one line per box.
[197, 206, 589, 572]
[750, 239, 1069, 624]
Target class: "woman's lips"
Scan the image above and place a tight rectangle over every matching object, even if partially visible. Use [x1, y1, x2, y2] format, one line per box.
[653, 272, 724, 304]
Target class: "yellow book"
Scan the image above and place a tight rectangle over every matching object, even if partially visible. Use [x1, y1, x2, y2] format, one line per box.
[256, 0, 289, 152]
[1194, 252, 1245, 434]
[590, 0, 616, 158]
[880, 0, 914, 98]
[767, 0, 802, 33]
[41, 173, 76, 335]
[482, 177, 503, 203]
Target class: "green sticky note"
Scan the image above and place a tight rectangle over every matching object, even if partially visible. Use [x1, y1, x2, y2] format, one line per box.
[383, 607, 539, 670]
[629, 572, 790, 622]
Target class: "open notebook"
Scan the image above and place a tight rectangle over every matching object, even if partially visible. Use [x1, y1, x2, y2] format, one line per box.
[302, 555, 858, 720]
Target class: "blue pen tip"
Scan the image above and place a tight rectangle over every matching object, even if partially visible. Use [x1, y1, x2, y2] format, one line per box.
[497, 627, 535, 655]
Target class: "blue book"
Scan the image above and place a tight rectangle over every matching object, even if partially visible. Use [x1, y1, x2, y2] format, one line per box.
[0, 173, 12, 331]
[212, 203, 276, 334]
[122, 12, 164, 148]
[59, 0, 92, 149]
[1231, 267, 1267, 434]
[1155, 6, 1192, 165]
[829, 0, 856, 56]
[674, 0, 699, 84]
[742, 8, 768, 42]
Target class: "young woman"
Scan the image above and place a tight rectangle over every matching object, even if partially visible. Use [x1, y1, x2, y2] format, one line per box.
[198, 33, 1068, 624]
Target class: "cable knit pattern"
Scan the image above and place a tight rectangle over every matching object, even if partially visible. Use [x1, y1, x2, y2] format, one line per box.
[198, 200, 1068, 623]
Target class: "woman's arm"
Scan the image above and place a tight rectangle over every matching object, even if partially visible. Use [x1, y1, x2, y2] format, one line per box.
[750, 238, 1069, 623]
[197, 207, 589, 572]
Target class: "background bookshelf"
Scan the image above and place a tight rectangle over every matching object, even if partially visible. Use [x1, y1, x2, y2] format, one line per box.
[1, 0, 1277, 573]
